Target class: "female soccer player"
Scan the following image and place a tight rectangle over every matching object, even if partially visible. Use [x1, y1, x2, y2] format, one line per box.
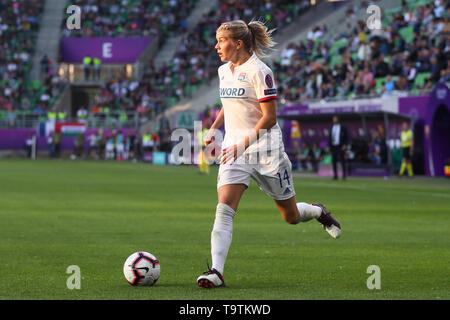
[197, 20, 341, 288]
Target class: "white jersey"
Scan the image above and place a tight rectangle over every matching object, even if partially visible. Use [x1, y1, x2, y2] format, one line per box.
[218, 53, 284, 154]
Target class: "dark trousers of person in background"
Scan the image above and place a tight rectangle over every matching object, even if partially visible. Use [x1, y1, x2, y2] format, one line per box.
[94, 66, 100, 80]
[84, 65, 91, 81]
[49, 144, 56, 158]
[55, 143, 61, 158]
[27, 145, 32, 158]
[331, 145, 346, 180]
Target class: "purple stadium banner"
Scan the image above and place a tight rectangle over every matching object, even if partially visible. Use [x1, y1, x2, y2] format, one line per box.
[278, 105, 357, 117]
[398, 95, 429, 119]
[0, 129, 136, 152]
[60, 37, 154, 63]
[277, 104, 308, 117]
[358, 104, 382, 112]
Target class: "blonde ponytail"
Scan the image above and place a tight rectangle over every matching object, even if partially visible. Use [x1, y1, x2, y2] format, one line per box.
[217, 19, 277, 59]
[247, 20, 276, 58]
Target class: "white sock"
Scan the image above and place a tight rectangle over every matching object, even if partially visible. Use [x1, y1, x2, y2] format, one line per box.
[296, 202, 322, 222]
[211, 203, 235, 275]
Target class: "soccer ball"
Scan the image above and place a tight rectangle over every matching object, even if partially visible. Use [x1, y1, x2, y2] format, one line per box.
[123, 251, 160, 286]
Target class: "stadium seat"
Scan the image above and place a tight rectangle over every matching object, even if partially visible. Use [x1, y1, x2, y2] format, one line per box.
[32, 80, 41, 90]
[414, 72, 431, 87]
[375, 77, 387, 91]
[399, 27, 414, 44]
[385, 6, 402, 18]
[329, 39, 347, 56]
[329, 54, 343, 69]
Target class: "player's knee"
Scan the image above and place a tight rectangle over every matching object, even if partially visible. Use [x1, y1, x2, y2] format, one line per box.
[217, 199, 236, 210]
[213, 203, 236, 231]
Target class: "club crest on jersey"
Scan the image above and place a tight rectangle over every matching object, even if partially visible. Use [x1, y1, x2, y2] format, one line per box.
[238, 72, 247, 81]
[265, 74, 273, 88]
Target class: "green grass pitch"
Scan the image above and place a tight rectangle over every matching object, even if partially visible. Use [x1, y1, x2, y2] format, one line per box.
[0, 159, 449, 300]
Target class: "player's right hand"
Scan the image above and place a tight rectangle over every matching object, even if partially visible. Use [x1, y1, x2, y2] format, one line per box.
[203, 129, 215, 146]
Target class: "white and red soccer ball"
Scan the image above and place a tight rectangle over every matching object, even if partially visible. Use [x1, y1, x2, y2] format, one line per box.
[123, 251, 160, 286]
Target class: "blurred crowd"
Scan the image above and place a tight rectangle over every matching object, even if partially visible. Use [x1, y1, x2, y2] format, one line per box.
[84, 0, 312, 119]
[0, 1, 66, 125]
[276, 0, 450, 104]
[0, 0, 312, 128]
[3, 0, 449, 136]
[61, 0, 199, 42]
[46, 128, 174, 161]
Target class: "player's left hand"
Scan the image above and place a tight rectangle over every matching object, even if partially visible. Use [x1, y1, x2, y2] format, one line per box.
[219, 140, 247, 165]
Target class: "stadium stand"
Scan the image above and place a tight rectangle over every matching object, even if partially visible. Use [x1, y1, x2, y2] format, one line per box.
[61, 0, 199, 40]
[163, 0, 312, 104]
[1, 0, 448, 172]
[71, 0, 313, 125]
[0, 0, 67, 127]
[274, 0, 449, 105]
[196, 0, 449, 172]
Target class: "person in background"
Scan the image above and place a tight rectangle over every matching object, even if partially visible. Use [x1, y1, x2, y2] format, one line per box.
[77, 107, 88, 124]
[287, 140, 300, 170]
[328, 115, 348, 180]
[47, 130, 55, 158]
[25, 132, 34, 158]
[96, 128, 105, 160]
[298, 142, 312, 171]
[197, 145, 210, 175]
[142, 130, 153, 152]
[40, 54, 49, 77]
[135, 132, 143, 161]
[311, 142, 324, 172]
[399, 121, 414, 177]
[368, 132, 382, 165]
[160, 128, 172, 153]
[127, 132, 136, 161]
[54, 131, 61, 158]
[152, 131, 160, 152]
[105, 130, 116, 160]
[72, 132, 85, 159]
[93, 57, 102, 80]
[116, 130, 125, 161]
[83, 55, 93, 81]
[87, 130, 98, 159]
[7, 108, 17, 128]
[197, 127, 210, 175]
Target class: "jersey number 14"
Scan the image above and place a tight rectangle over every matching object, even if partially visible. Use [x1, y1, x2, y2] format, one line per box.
[276, 169, 291, 188]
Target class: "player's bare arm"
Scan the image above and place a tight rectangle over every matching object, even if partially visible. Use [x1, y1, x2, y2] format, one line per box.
[204, 107, 225, 147]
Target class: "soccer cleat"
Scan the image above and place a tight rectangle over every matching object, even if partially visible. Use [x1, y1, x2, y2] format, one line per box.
[314, 203, 341, 239]
[197, 264, 225, 288]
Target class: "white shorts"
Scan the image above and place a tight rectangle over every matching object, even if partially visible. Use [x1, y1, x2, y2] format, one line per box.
[217, 151, 296, 200]
[106, 143, 114, 152]
[116, 143, 124, 153]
